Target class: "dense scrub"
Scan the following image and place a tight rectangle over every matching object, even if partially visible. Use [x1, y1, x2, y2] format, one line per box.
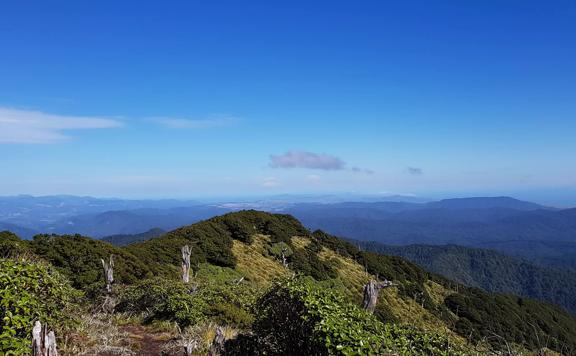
[362, 242, 576, 315]
[126, 211, 305, 273]
[228, 277, 468, 355]
[29, 234, 152, 294]
[118, 264, 258, 328]
[444, 290, 576, 352]
[0, 259, 80, 354]
[0, 231, 28, 258]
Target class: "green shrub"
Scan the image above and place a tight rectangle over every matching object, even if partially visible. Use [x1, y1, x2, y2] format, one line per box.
[0, 259, 80, 354]
[29, 234, 152, 293]
[117, 277, 206, 327]
[0, 231, 28, 258]
[267, 241, 293, 261]
[236, 277, 467, 355]
[118, 265, 259, 328]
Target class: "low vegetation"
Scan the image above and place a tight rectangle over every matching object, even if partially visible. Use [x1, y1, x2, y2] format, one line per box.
[1, 210, 576, 354]
[0, 259, 80, 354]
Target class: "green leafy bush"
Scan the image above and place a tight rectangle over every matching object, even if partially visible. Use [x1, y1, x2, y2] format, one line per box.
[29, 234, 152, 294]
[118, 265, 259, 328]
[117, 277, 207, 326]
[234, 277, 467, 355]
[0, 259, 80, 354]
[0, 231, 28, 258]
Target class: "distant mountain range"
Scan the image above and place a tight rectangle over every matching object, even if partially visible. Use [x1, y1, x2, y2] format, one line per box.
[285, 197, 576, 268]
[1, 195, 575, 268]
[356, 241, 576, 315]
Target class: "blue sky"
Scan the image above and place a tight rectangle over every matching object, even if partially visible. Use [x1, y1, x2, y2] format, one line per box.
[0, 1, 575, 204]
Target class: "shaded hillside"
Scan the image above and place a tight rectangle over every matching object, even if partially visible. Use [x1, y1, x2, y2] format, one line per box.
[102, 228, 166, 246]
[3, 211, 576, 354]
[0, 223, 37, 239]
[286, 200, 576, 267]
[359, 241, 576, 315]
[426, 197, 549, 210]
[44, 206, 231, 237]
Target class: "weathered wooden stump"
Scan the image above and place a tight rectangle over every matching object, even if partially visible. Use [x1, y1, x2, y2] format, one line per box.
[181, 245, 192, 283]
[101, 255, 114, 293]
[280, 247, 289, 268]
[362, 279, 394, 313]
[183, 341, 197, 356]
[209, 326, 225, 356]
[32, 321, 58, 356]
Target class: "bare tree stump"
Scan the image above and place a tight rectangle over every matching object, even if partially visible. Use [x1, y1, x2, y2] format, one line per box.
[362, 279, 394, 313]
[32, 321, 58, 356]
[280, 247, 289, 268]
[183, 341, 197, 356]
[101, 255, 114, 293]
[209, 326, 225, 356]
[181, 245, 192, 283]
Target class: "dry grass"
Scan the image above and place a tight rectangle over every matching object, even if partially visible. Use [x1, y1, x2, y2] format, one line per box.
[231, 234, 290, 285]
[317, 246, 370, 299]
[60, 313, 139, 355]
[291, 236, 312, 249]
[424, 280, 454, 306]
[60, 313, 180, 355]
[162, 322, 239, 355]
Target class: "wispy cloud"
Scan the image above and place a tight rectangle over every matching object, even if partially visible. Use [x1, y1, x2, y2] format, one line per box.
[262, 176, 281, 187]
[269, 151, 346, 170]
[351, 166, 375, 175]
[154, 116, 239, 129]
[406, 167, 423, 175]
[0, 107, 123, 144]
[269, 150, 374, 174]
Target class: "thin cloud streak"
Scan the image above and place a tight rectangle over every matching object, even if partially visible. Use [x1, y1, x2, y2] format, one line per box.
[0, 107, 123, 144]
[154, 116, 239, 129]
[406, 167, 424, 175]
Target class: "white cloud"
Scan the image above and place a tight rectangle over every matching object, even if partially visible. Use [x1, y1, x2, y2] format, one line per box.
[306, 174, 322, 183]
[154, 116, 238, 129]
[262, 177, 281, 187]
[269, 151, 346, 170]
[0, 107, 123, 144]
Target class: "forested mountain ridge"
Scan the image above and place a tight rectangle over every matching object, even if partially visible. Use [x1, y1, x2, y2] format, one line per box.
[102, 228, 166, 246]
[2, 211, 576, 354]
[357, 241, 576, 315]
[286, 199, 576, 268]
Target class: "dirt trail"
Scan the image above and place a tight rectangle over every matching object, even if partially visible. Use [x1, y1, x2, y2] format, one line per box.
[120, 325, 173, 355]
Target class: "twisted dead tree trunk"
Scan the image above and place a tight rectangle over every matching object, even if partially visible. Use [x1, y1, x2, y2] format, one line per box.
[362, 279, 394, 313]
[280, 247, 289, 268]
[181, 245, 192, 283]
[32, 321, 58, 356]
[209, 326, 225, 356]
[101, 255, 114, 293]
[183, 341, 197, 356]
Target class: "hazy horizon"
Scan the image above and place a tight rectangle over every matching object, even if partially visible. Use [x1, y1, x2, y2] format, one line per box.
[1, 191, 575, 208]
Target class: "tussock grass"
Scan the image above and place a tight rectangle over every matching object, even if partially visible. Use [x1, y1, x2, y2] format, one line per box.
[61, 313, 138, 355]
[317, 246, 370, 299]
[231, 234, 290, 285]
[291, 235, 312, 249]
[162, 321, 239, 355]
